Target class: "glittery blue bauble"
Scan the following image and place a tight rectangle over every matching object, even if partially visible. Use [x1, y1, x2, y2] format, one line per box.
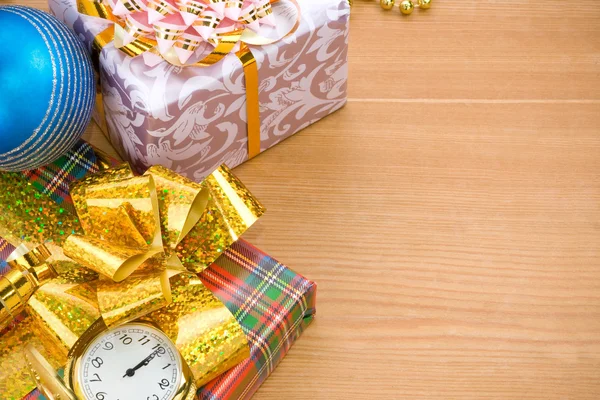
[0, 6, 95, 171]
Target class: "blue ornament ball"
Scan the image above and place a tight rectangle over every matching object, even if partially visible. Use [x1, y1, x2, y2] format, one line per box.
[0, 6, 95, 171]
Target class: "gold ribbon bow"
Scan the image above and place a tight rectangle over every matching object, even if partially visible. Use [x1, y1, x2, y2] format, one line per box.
[78, 0, 301, 160]
[65, 161, 262, 326]
[1, 163, 265, 397]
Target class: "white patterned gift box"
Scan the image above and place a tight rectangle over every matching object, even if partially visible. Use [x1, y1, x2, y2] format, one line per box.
[49, 0, 350, 181]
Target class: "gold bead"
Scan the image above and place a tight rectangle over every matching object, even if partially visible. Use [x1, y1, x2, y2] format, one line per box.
[399, 0, 414, 14]
[419, 0, 432, 9]
[380, 0, 395, 10]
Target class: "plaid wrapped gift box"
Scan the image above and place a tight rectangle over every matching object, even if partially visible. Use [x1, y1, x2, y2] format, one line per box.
[0, 142, 316, 400]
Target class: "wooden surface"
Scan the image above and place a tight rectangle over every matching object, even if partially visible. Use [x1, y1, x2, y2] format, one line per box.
[18, 0, 600, 398]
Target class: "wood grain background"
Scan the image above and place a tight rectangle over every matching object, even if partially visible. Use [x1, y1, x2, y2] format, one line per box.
[11, 0, 600, 398]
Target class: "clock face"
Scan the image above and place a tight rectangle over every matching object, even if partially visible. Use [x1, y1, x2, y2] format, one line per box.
[77, 322, 182, 400]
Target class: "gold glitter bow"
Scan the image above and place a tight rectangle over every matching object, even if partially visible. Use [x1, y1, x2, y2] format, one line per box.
[0, 163, 265, 398]
[79, 0, 301, 160]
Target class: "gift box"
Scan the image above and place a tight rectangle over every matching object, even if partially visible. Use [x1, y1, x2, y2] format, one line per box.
[48, 0, 350, 181]
[0, 142, 316, 400]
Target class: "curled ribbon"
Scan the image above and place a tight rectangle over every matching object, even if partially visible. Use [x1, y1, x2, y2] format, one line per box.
[78, 0, 301, 159]
[16, 163, 264, 390]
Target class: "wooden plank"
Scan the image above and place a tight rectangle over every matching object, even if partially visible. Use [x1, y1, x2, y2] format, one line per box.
[348, 0, 600, 100]
[255, 317, 600, 399]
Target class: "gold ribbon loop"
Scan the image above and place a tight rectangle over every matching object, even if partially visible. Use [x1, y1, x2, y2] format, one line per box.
[78, 173, 162, 247]
[177, 164, 265, 271]
[145, 165, 209, 252]
[148, 272, 249, 386]
[71, 163, 135, 234]
[27, 262, 101, 352]
[97, 270, 172, 327]
[63, 234, 161, 282]
[64, 166, 165, 284]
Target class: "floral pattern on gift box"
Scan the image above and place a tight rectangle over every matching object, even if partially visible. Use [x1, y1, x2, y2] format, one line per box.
[49, 0, 350, 181]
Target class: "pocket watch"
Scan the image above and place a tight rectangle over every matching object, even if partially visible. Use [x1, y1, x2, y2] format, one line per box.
[60, 318, 197, 400]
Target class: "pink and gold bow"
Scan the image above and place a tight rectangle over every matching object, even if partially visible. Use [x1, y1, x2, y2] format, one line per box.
[80, 0, 299, 65]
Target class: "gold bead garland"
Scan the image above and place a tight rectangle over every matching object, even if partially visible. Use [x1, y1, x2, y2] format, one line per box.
[378, 0, 433, 15]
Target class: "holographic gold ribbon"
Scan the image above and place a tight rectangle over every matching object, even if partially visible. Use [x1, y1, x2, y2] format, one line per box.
[62, 162, 264, 326]
[78, 0, 301, 160]
[0, 163, 265, 396]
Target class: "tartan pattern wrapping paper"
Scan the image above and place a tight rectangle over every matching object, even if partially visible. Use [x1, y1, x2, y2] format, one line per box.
[199, 240, 317, 400]
[19, 140, 98, 211]
[0, 142, 316, 400]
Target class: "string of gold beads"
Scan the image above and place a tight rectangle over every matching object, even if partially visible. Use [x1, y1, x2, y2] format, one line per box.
[380, 0, 432, 15]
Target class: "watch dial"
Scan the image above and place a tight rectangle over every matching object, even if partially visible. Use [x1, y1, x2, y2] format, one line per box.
[78, 322, 182, 400]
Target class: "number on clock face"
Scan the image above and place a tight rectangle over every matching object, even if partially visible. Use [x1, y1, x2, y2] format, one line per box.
[78, 323, 182, 400]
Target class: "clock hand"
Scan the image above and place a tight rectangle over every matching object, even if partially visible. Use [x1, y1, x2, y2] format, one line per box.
[123, 348, 162, 378]
[123, 352, 156, 378]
